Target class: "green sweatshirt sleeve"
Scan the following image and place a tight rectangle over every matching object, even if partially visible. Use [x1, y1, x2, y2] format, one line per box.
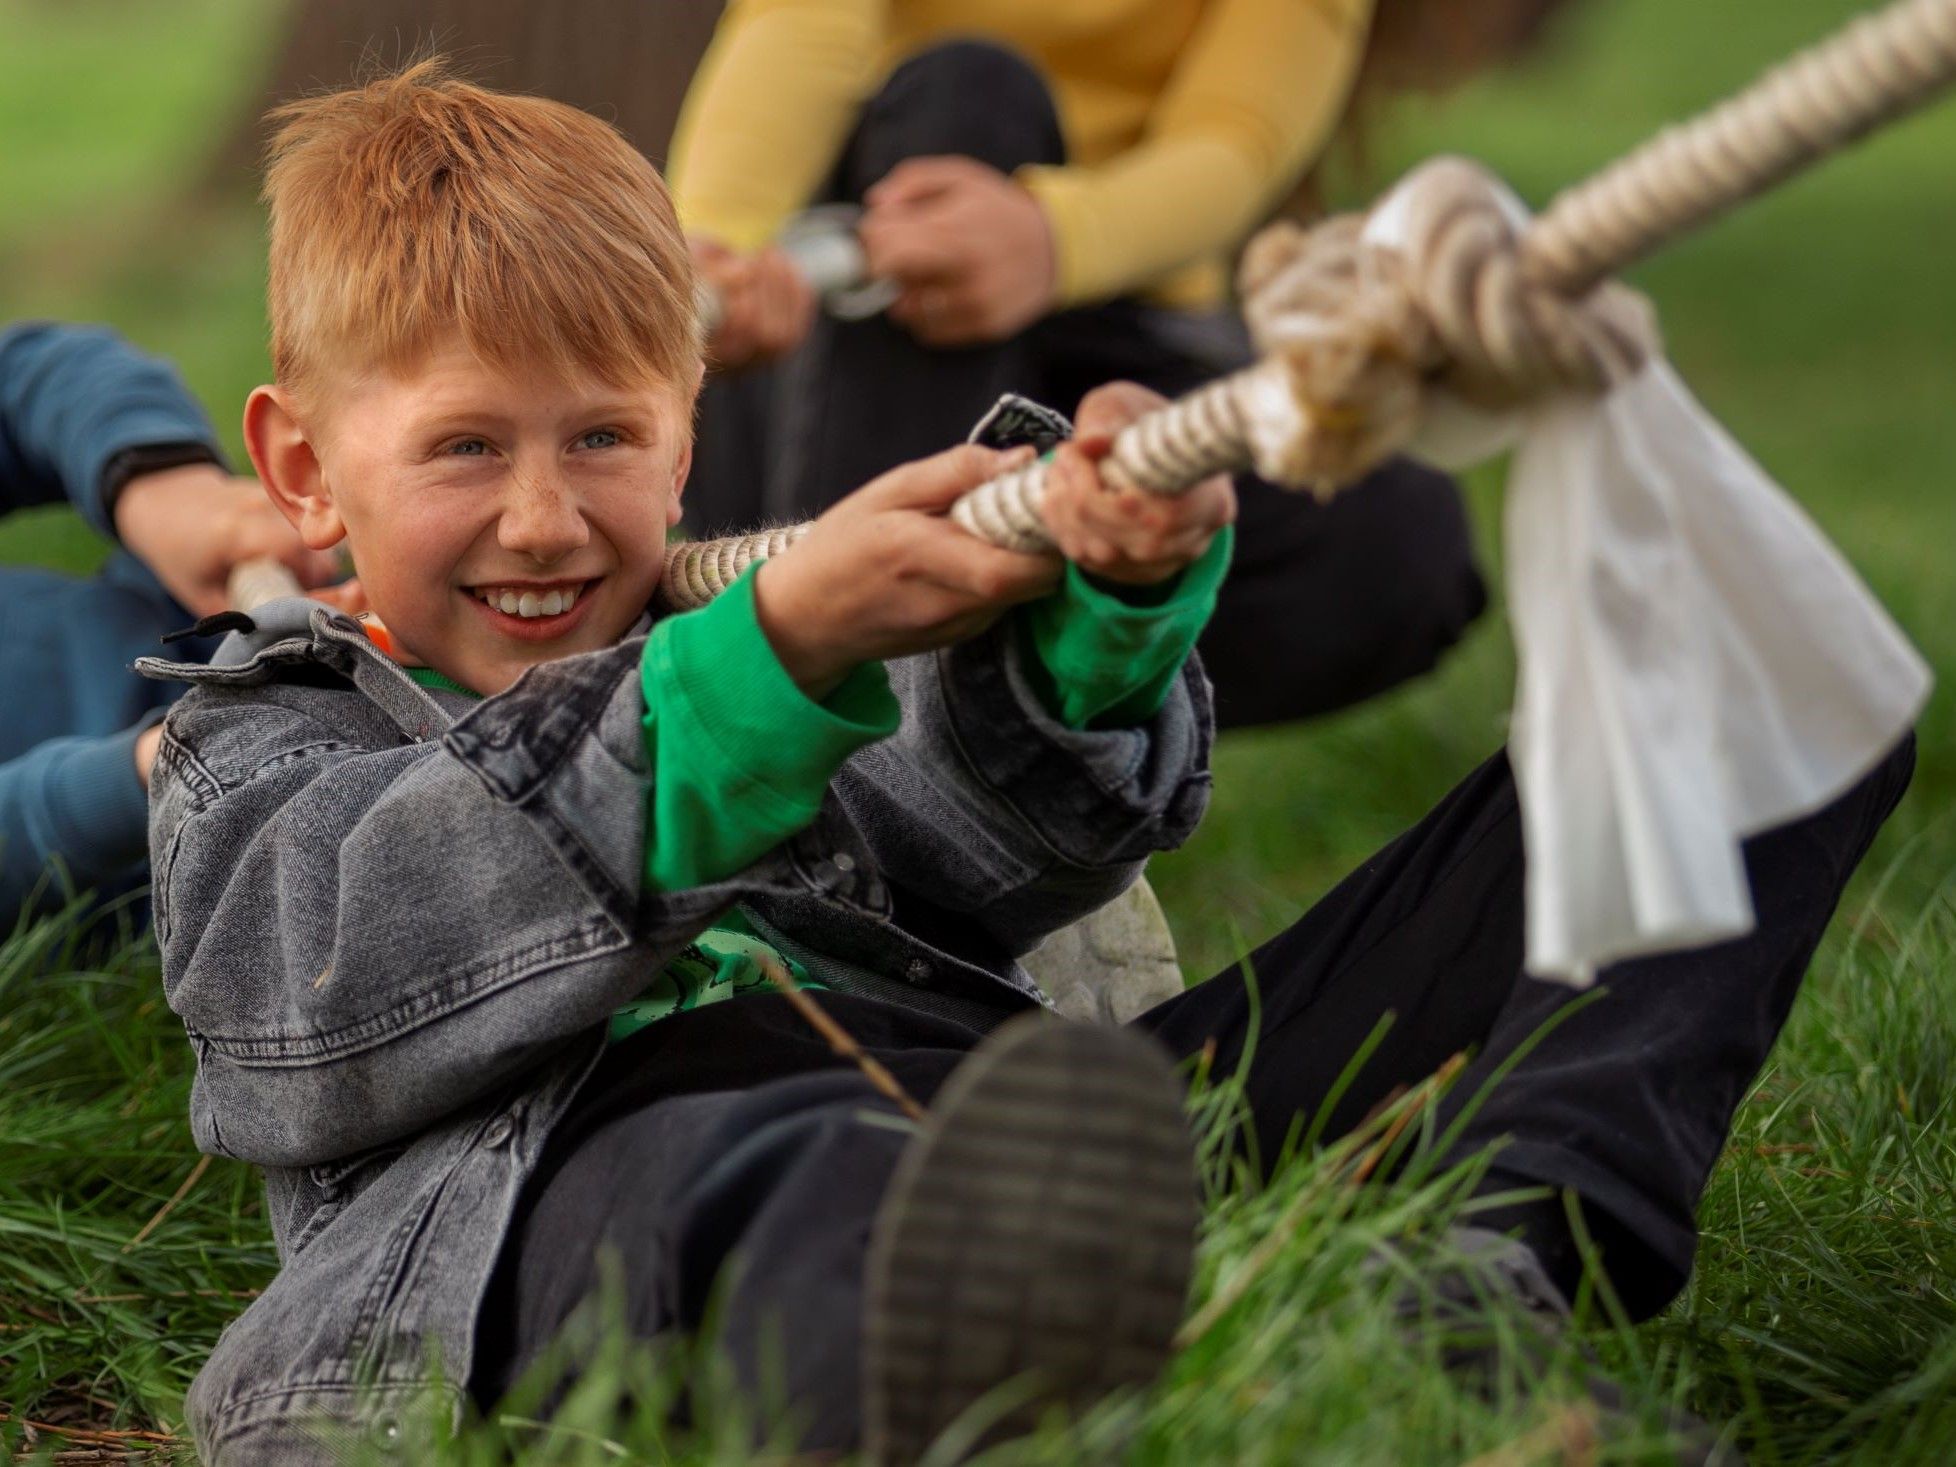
[641, 566, 899, 893]
[1021, 526, 1232, 731]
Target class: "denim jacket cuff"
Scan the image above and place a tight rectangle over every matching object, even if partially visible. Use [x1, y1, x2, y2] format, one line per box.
[939, 618, 1213, 867]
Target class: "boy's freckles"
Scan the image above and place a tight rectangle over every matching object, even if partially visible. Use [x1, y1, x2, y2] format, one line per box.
[308, 340, 690, 695]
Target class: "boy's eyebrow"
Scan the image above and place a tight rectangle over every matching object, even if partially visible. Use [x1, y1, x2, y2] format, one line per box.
[573, 401, 670, 430]
[407, 401, 668, 437]
[410, 409, 513, 438]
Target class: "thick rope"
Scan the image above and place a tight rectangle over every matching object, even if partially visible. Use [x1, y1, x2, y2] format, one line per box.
[227, 558, 305, 611]
[1525, 0, 1956, 296]
[661, 0, 1956, 611]
[659, 522, 808, 608]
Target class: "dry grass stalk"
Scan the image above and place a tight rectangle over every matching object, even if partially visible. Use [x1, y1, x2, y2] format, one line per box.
[122, 1154, 212, 1253]
[73, 1288, 262, 1305]
[1350, 1052, 1467, 1189]
[755, 955, 926, 1122]
[0, 1408, 180, 1447]
[1459, 1402, 1600, 1467]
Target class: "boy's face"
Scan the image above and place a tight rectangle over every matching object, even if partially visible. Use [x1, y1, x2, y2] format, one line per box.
[264, 336, 693, 695]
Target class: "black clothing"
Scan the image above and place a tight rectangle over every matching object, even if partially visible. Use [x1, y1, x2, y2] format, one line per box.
[473, 736, 1915, 1440]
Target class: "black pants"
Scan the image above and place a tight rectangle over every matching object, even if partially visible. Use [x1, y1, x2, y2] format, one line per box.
[688, 42, 1488, 729]
[473, 736, 1915, 1443]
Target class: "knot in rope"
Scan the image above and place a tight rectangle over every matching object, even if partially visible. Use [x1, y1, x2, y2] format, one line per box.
[1237, 158, 1660, 491]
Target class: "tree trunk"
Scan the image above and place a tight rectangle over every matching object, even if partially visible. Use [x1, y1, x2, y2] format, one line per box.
[205, 0, 724, 192]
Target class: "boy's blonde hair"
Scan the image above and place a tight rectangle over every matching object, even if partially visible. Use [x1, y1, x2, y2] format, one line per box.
[263, 59, 698, 414]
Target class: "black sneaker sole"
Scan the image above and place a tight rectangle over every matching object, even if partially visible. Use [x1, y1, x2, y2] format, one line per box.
[863, 1014, 1198, 1465]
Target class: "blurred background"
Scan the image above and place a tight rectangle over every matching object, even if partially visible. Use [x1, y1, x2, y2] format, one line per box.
[1, 0, 1950, 968]
[4, 4, 1955, 1455]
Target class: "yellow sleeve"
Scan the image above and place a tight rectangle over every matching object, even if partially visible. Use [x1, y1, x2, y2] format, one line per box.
[666, 0, 890, 250]
[1019, 0, 1374, 306]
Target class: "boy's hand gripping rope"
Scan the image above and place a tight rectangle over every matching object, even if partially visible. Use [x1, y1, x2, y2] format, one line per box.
[655, 0, 1956, 613]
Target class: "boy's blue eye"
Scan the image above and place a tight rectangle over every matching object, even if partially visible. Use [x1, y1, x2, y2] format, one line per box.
[580, 428, 622, 450]
[448, 439, 489, 457]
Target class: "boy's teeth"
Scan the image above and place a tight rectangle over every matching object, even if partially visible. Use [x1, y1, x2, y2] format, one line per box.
[477, 585, 580, 619]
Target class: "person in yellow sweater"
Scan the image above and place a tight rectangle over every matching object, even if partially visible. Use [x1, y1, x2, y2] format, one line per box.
[667, 0, 1489, 728]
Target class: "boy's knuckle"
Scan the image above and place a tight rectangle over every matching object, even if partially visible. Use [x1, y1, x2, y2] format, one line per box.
[946, 443, 991, 481]
[888, 516, 934, 561]
[923, 589, 968, 628]
[973, 564, 1016, 601]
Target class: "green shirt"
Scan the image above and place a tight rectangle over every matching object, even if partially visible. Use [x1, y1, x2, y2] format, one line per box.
[407, 525, 1230, 1031]
[1022, 530, 1231, 731]
[607, 907, 819, 1041]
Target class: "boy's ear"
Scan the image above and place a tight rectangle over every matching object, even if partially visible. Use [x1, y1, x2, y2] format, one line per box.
[667, 434, 693, 528]
[244, 385, 346, 550]
[666, 371, 703, 528]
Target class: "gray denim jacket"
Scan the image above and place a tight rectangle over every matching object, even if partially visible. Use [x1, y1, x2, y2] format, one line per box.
[138, 596, 1213, 1463]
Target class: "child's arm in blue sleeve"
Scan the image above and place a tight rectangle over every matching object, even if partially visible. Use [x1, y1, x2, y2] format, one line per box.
[0, 322, 225, 533]
[0, 721, 155, 921]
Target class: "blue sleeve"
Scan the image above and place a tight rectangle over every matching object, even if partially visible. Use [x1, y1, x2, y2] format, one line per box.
[0, 718, 157, 923]
[0, 321, 225, 536]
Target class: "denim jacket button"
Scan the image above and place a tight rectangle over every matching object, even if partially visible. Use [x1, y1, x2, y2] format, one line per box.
[480, 1115, 515, 1149]
[831, 852, 856, 874]
[371, 1414, 402, 1449]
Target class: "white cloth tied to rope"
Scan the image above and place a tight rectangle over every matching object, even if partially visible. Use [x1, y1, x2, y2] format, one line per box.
[1345, 167, 1931, 983]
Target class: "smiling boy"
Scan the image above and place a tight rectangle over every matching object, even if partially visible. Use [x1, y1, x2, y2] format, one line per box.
[145, 61, 1233, 1464]
[145, 60, 1914, 1467]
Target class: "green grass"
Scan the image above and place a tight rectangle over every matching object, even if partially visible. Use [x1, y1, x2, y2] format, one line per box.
[3, 0, 1955, 1460]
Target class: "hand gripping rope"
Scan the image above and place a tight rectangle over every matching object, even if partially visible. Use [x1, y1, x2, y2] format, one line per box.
[690, 203, 899, 336]
[654, 0, 1956, 611]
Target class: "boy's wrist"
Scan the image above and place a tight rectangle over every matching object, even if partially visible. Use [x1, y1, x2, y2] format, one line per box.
[750, 558, 855, 700]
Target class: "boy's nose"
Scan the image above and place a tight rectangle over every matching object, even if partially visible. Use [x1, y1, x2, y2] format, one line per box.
[497, 470, 590, 563]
